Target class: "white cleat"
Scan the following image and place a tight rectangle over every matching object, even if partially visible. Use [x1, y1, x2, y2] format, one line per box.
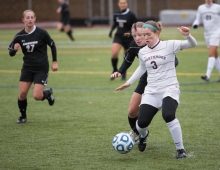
[129, 130, 139, 144]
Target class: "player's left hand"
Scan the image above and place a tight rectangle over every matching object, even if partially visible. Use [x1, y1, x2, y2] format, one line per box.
[110, 71, 121, 78]
[52, 61, 58, 71]
[177, 26, 190, 36]
[115, 82, 130, 91]
[14, 43, 20, 51]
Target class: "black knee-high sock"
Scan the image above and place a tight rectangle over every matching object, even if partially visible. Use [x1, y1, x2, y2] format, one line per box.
[128, 116, 139, 135]
[18, 99, 27, 118]
[67, 30, 74, 41]
[111, 58, 118, 72]
[41, 90, 50, 101]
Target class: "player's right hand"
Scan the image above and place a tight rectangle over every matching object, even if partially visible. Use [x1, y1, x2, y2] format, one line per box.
[193, 25, 198, 29]
[110, 72, 121, 78]
[14, 43, 20, 51]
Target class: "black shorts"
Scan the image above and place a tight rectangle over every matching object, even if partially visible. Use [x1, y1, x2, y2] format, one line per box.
[61, 16, 71, 26]
[134, 72, 148, 94]
[113, 33, 133, 50]
[19, 69, 48, 85]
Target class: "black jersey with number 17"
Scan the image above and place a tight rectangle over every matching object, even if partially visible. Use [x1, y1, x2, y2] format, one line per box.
[8, 26, 55, 72]
[112, 8, 137, 35]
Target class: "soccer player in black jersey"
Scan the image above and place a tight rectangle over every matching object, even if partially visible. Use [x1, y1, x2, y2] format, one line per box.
[8, 10, 58, 123]
[111, 22, 179, 144]
[109, 0, 137, 80]
[56, 0, 74, 41]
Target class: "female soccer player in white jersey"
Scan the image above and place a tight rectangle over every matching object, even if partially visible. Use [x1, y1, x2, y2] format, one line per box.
[193, 0, 220, 82]
[111, 22, 179, 143]
[8, 10, 58, 123]
[115, 21, 197, 158]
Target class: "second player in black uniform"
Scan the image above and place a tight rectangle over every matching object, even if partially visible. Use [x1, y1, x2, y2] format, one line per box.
[109, 0, 137, 80]
[8, 10, 58, 123]
[56, 0, 74, 41]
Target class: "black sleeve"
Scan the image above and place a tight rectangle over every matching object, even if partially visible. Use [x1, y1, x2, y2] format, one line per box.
[110, 15, 118, 32]
[118, 41, 139, 74]
[50, 42, 57, 62]
[124, 41, 139, 63]
[8, 36, 19, 57]
[118, 60, 132, 74]
[43, 30, 57, 62]
[9, 49, 17, 56]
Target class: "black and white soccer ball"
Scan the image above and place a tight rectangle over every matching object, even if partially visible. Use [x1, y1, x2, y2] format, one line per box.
[112, 132, 135, 154]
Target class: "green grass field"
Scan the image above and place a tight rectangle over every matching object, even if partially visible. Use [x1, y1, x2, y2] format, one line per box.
[0, 26, 220, 170]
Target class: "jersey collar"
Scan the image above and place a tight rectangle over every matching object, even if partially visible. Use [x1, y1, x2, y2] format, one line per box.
[121, 8, 129, 15]
[148, 39, 160, 49]
[26, 25, 36, 34]
[205, 3, 213, 8]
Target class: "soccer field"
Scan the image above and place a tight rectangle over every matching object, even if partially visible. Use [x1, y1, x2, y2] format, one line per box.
[0, 26, 220, 170]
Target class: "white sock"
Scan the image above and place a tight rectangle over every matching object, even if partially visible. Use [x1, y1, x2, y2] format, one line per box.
[215, 57, 220, 73]
[136, 121, 149, 138]
[166, 118, 184, 150]
[206, 57, 215, 78]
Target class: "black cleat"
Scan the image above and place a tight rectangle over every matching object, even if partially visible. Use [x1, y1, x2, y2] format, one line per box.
[45, 88, 55, 106]
[201, 75, 209, 82]
[176, 149, 187, 159]
[138, 131, 149, 152]
[17, 116, 27, 124]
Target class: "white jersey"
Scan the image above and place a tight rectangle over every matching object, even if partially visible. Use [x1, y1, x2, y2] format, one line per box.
[138, 40, 181, 92]
[126, 35, 197, 94]
[193, 3, 220, 37]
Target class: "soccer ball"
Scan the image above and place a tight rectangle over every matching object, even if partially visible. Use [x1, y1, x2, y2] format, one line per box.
[112, 132, 135, 154]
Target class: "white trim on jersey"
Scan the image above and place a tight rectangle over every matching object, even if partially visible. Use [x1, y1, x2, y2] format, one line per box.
[8, 25, 37, 50]
[114, 8, 130, 15]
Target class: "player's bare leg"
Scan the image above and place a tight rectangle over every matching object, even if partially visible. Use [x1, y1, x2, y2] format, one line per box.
[33, 84, 55, 106]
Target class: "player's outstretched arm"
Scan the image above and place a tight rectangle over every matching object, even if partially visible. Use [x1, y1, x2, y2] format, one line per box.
[115, 82, 130, 91]
[177, 26, 197, 49]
